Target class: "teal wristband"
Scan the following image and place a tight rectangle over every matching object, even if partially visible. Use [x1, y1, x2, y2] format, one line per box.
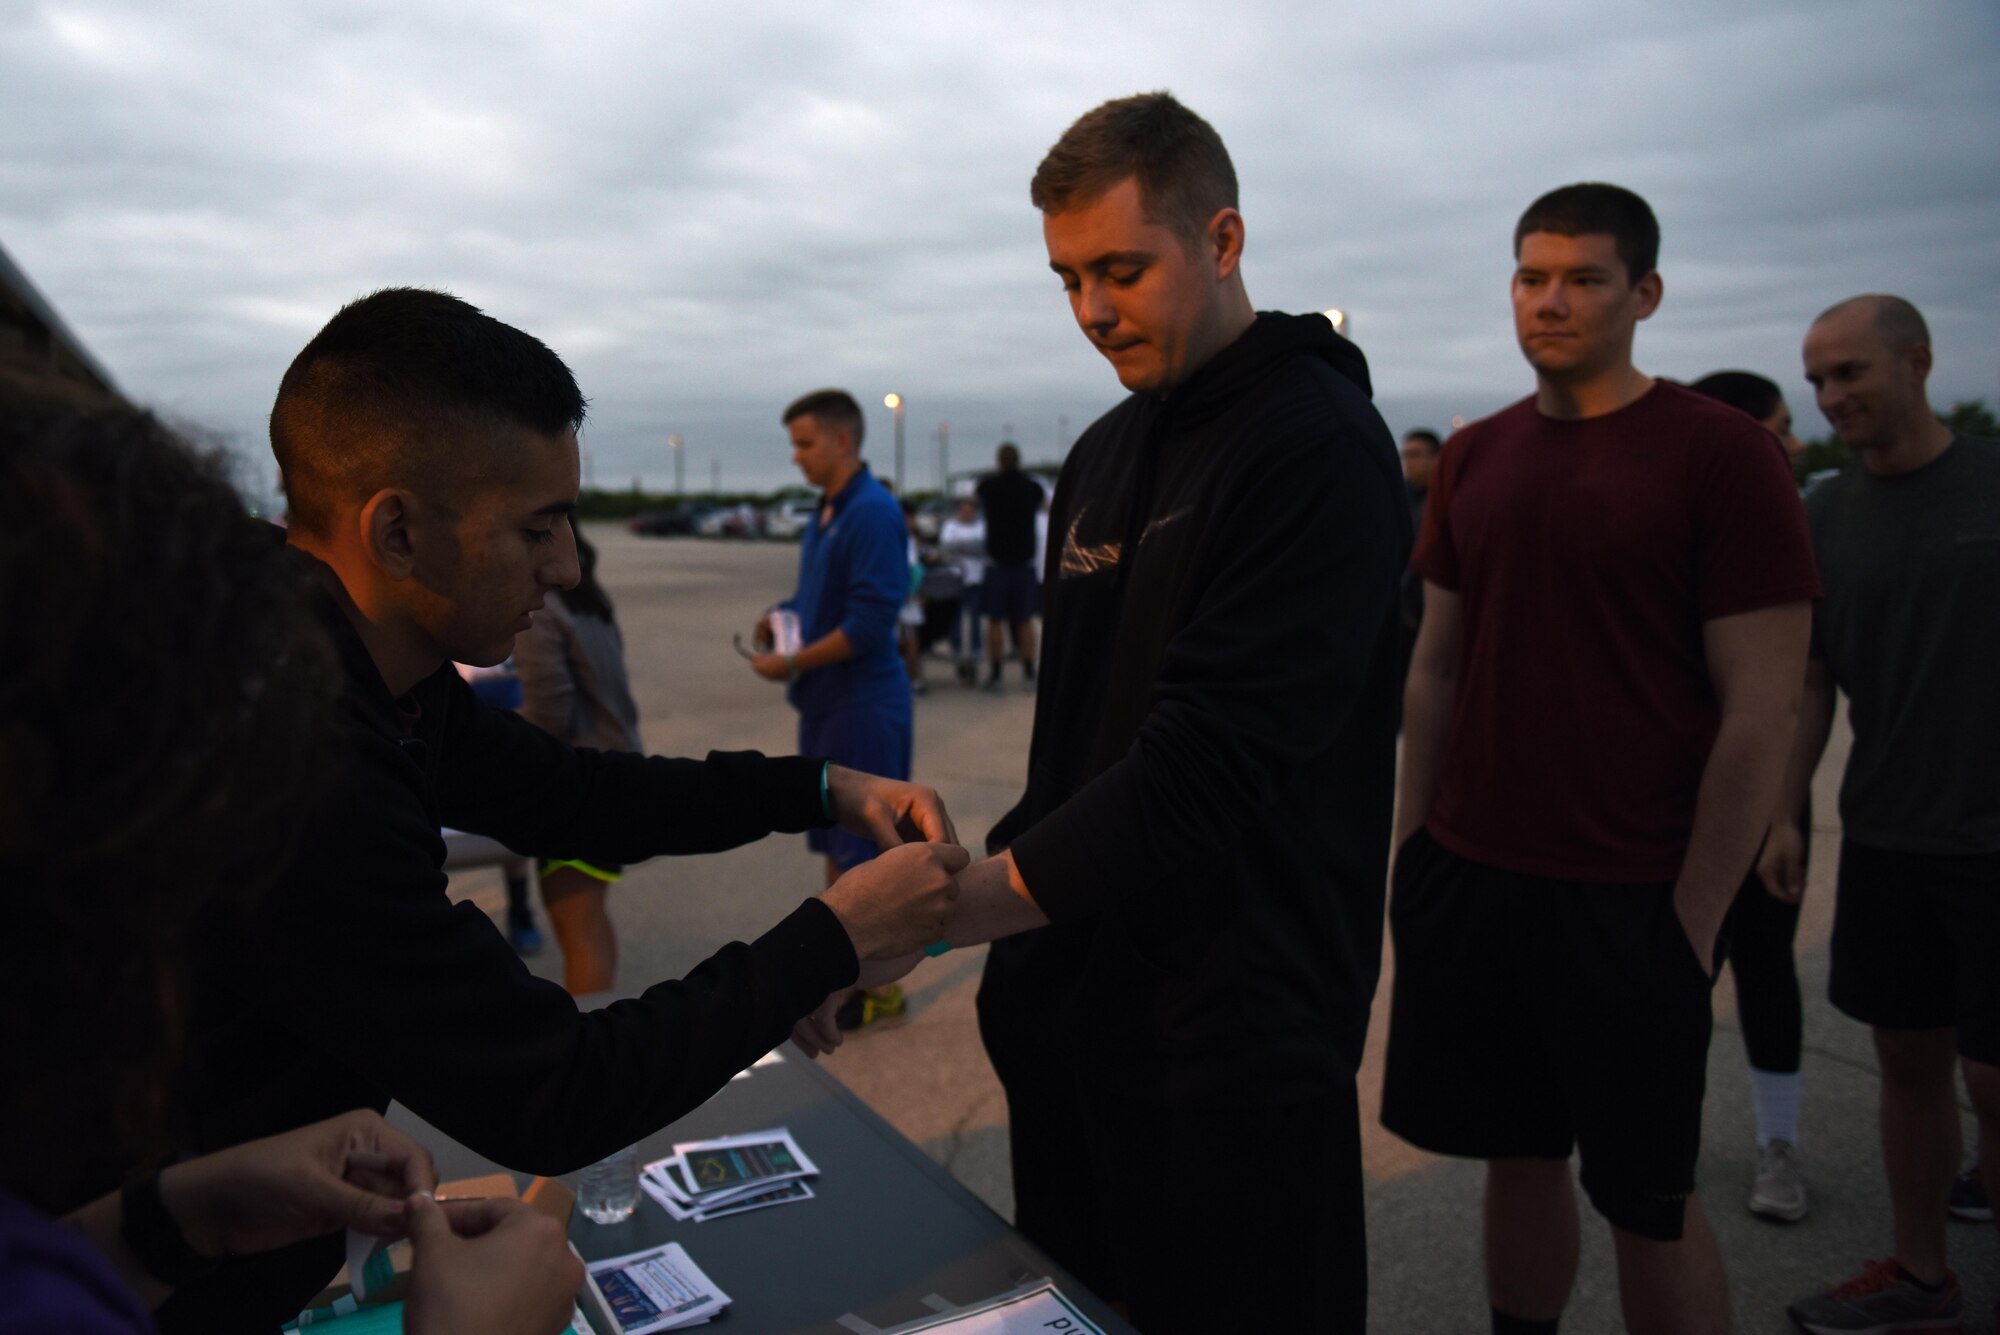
[819, 760, 833, 820]
[923, 939, 952, 957]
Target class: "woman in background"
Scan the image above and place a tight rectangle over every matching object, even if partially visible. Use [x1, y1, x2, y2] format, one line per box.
[513, 531, 643, 995]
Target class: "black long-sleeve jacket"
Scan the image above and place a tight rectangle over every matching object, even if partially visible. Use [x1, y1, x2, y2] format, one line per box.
[148, 561, 856, 1332]
[978, 312, 1411, 1108]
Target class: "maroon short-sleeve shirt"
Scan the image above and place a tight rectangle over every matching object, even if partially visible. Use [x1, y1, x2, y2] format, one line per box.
[1413, 381, 1820, 882]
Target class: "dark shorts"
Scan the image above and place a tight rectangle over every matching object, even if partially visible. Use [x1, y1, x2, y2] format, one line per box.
[799, 703, 912, 871]
[1381, 829, 1716, 1241]
[1830, 838, 2000, 1065]
[982, 561, 1037, 625]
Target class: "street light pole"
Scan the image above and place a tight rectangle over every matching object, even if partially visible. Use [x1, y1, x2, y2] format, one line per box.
[884, 392, 906, 492]
[669, 433, 684, 499]
[937, 420, 950, 493]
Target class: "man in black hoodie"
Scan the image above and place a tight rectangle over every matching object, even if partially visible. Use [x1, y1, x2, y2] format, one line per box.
[796, 93, 1409, 1332]
[131, 288, 967, 1333]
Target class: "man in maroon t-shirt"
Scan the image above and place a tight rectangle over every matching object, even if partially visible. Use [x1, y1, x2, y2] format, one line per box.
[1380, 183, 1819, 1335]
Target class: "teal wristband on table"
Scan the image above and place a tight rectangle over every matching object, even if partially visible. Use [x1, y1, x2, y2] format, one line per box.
[818, 760, 833, 820]
[923, 939, 952, 957]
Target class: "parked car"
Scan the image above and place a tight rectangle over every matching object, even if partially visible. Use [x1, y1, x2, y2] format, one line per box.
[696, 503, 761, 538]
[627, 505, 698, 536]
[763, 497, 817, 540]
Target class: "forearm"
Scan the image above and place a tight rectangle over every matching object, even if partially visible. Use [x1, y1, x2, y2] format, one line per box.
[1772, 662, 1835, 824]
[1394, 660, 1456, 845]
[794, 627, 856, 673]
[1675, 706, 1800, 929]
[935, 851, 1048, 948]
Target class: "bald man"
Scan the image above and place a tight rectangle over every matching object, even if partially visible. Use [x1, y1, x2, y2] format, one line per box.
[1775, 295, 2000, 1333]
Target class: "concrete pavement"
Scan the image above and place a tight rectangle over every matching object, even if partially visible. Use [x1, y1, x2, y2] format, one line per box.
[452, 525, 1996, 1332]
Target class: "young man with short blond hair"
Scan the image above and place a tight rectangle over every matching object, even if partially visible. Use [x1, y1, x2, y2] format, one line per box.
[799, 92, 1410, 1332]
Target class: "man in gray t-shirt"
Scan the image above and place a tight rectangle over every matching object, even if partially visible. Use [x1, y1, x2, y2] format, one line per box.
[1771, 295, 2000, 1332]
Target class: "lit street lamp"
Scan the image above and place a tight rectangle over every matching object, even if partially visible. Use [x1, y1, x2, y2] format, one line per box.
[1322, 307, 1349, 338]
[884, 392, 906, 492]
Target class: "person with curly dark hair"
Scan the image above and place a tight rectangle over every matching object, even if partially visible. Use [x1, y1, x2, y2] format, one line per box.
[0, 370, 585, 1333]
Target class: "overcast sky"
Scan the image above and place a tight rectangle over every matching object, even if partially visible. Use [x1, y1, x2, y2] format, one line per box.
[5, 0, 1997, 498]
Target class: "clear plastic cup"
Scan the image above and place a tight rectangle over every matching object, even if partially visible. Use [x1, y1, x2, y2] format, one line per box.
[578, 1145, 639, 1224]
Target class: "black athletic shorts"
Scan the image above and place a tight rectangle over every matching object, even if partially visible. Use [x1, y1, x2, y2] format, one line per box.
[1830, 838, 2000, 1065]
[1380, 828, 1717, 1242]
[981, 561, 1037, 625]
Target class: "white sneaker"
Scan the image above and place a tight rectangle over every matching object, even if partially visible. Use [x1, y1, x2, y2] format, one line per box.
[1750, 1139, 1809, 1222]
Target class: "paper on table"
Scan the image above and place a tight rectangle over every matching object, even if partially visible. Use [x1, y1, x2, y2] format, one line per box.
[672, 1128, 817, 1194]
[586, 1242, 730, 1333]
[642, 1164, 814, 1222]
[881, 1282, 1106, 1334]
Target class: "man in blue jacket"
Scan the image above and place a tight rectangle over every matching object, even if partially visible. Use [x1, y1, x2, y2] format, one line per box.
[750, 397, 914, 856]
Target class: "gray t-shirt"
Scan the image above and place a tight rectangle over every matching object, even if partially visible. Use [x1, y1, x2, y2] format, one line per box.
[1806, 433, 2000, 854]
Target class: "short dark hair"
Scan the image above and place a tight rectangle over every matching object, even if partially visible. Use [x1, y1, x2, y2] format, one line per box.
[1, 386, 337, 1210]
[1815, 294, 1931, 356]
[270, 288, 586, 536]
[996, 442, 1021, 470]
[1030, 91, 1238, 247]
[1688, 370, 1783, 423]
[1402, 429, 1442, 454]
[782, 389, 865, 448]
[1514, 183, 1659, 284]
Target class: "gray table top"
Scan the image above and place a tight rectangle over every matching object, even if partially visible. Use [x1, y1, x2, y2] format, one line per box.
[393, 1047, 1131, 1335]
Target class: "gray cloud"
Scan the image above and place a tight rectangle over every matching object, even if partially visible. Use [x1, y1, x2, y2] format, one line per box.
[5, 0, 1996, 497]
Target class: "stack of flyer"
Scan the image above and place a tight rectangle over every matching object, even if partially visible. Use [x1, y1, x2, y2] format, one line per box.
[641, 1128, 818, 1222]
[584, 1243, 730, 1333]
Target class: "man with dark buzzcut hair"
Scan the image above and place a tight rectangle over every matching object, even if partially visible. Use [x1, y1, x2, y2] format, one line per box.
[271, 285, 590, 540]
[128, 288, 968, 1333]
[794, 91, 1409, 1332]
[1382, 185, 1819, 1334]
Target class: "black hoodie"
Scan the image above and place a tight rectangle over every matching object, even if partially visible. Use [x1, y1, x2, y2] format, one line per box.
[146, 561, 858, 1333]
[978, 311, 1411, 1107]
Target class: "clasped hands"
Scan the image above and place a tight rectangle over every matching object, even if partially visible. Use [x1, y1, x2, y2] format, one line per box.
[812, 767, 971, 1055]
